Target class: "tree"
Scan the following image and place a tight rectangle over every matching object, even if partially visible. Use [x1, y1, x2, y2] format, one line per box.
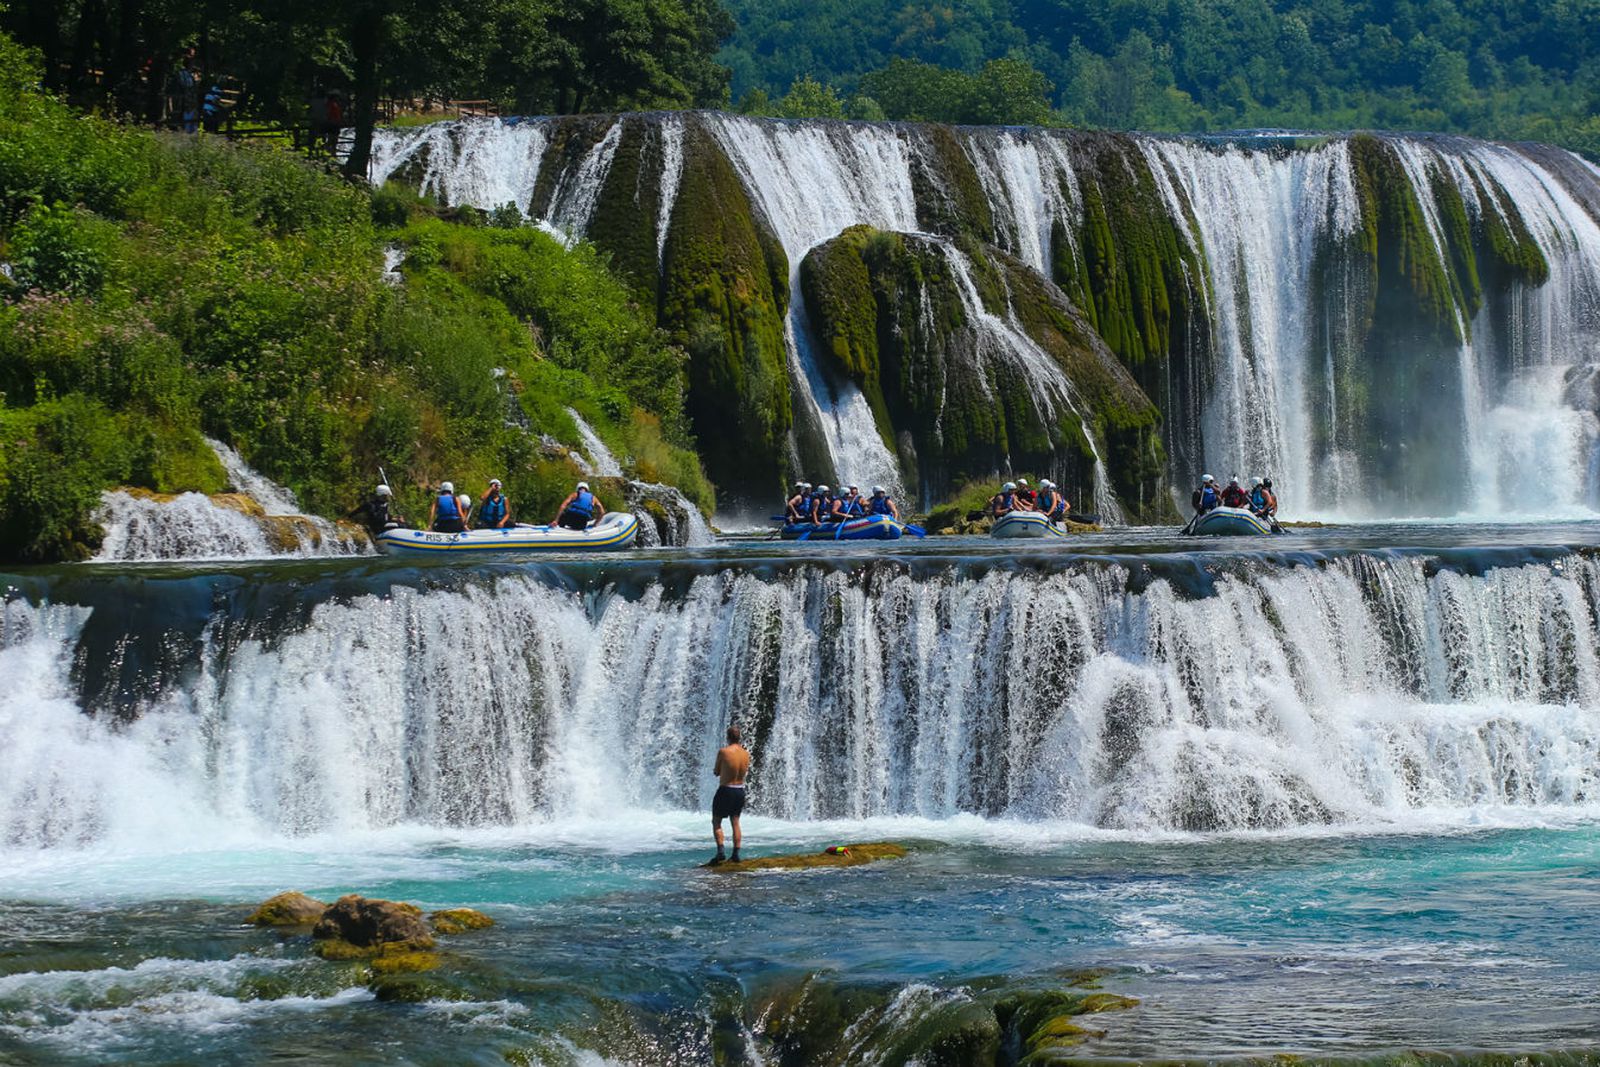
[776, 74, 844, 119]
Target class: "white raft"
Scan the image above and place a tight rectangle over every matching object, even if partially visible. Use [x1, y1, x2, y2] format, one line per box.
[375, 512, 641, 554]
[1186, 505, 1276, 536]
[989, 511, 1068, 539]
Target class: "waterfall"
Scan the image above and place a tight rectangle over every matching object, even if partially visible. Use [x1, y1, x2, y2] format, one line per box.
[368, 116, 1600, 519]
[706, 115, 920, 494]
[91, 440, 367, 562]
[368, 119, 548, 216]
[938, 240, 1124, 521]
[7, 549, 1600, 847]
[1141, 139, 1360, 510]
[565, 408, 624, 478]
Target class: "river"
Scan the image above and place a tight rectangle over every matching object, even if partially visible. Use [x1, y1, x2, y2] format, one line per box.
[3, 525, 1599, 1063]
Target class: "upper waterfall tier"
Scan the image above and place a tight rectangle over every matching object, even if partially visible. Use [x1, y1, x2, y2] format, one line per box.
[371, 116, 1600, 519]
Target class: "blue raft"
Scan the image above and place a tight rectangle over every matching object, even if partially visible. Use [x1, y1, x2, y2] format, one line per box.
[1186, 505, 1278, 536]
[779, 515, 905, 541]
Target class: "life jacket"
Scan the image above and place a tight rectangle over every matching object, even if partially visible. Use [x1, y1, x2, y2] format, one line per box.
[1199, 485, 1219, 510]
[1249, 487, 1267, 511]
[869, 496, 893, 516]
[480, 493, 507, 524]
[1222, 485, 1248, 508]
[568, 489, 594, 517]
[436, 492, 460, 520]
[1001, 491, 1016, 511]
[845, 497, 864, 517]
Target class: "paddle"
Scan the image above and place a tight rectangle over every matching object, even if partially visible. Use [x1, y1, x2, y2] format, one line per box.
[900, 522, 926, 538]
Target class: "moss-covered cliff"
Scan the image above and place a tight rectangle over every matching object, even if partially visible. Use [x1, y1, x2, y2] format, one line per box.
[656, 122, 793, 498]
[801, 225, 1172, 520]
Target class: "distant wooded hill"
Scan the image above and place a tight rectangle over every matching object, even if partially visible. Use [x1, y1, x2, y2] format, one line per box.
[719, 0, 1600, 156]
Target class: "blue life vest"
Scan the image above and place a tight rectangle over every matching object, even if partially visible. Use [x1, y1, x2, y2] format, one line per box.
[845, 498, 864, 517]
[568, 489, 594, 517]
[480, 493, 507, 524]
[869, 496, 893, 516]
[1250, 487, 1267, 510]
[436, 492, 460, 520]
[1199, 485, 1219, 509]
[1001, 492, 1017, 510]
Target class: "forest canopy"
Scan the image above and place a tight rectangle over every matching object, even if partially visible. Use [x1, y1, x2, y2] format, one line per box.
[721, 0, 1600, 156]
[7, 0, 1598, 154]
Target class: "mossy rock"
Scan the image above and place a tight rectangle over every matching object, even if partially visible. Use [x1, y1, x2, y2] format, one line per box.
[658, 121, 792, 501]
[996, 986, 1140, 1064]
[313, 936, 438, 965]
[367, 971, 463, 1002]
[430, 908, 495, 935]
[707, 842, 908, 873]
[208, 492, 268, 518]
[245, 891, 328, 927]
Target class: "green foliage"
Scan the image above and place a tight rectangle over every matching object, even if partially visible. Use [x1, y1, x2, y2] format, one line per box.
[719, 0, 1600, 155]
[10, 203, 113, 294]
[776, 76, 846, 120]
[859, 58, 1055, 126]
[0, 37, 711, 561]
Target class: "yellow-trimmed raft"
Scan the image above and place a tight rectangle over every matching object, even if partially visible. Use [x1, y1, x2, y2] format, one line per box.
[375, 512, 640, 554]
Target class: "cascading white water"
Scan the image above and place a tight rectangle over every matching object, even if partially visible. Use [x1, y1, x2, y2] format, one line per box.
[706, 115, 918, 493]
[7, 550, 1599, 847]
[91, 440, 367, 562]
[368, 119, 548, 215]
[938, 240, 1124, 521]
[565, 408, 624, 478]
[1141, 139, 1360, 510]
[368, 116, 1600, 519]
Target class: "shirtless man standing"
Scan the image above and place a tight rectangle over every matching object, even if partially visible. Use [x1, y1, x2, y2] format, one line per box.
[710, 725, 750, 865]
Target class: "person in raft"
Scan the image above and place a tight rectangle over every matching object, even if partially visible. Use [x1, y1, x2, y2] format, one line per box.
[552, 480, 604, 530]
[1221, 475, 1250, 508]
[990, 481, 1032, 517]
[785, 481, 812, 523]
[430, 481, 466, 533]
[1036, 479, 1069, 523]
[1191, 474, 1220, 514]
[868, 485, 899, 520]
[808, 485, 832, 524]
[478, 478, 510, 528]
[710, 724, 750, 865]
[349, 483, 404, 535]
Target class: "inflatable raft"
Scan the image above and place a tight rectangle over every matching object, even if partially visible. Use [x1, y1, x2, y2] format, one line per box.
[990, 511, 1068, 539]
[1186, 506, 1277, 536]
[779, 515, 905, 541]
[375, 512, 641, 554]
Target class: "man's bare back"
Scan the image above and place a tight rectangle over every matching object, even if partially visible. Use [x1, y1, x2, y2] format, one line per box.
[714, 743, 749, 786]
[710, 726, 749, 864]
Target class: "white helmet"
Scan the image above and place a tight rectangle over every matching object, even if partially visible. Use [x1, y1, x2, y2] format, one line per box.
[1252, 476, 1263, 486]
[1017, 478, 1030, 486]
[1002, 481, 1017, 491]
[576, 481, 590, 491]
[872, 485, 885, 495]
[1202, 474, 1214, 483]
[440, 481, 454, 494]
[1040, 479, 1054, 489]
[489, 478, 502, 488]
[848, 484, 859, 491]
[375, 484, 392, 497]
[458, 494, 472, 510]
[1229, 475, 1241, 486]
[816, 484, 830, 493]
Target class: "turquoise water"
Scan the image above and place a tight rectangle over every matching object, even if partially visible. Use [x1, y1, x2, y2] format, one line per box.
[5, 525, 1600, 1063]
[3, 819, 1600, 1063]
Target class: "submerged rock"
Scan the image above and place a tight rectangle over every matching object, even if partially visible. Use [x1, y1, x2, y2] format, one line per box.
[246, 891, 328, 927]
[312, 894, 435, 960]
[430, 908, 495, 935]
[707, 842, 907, 873]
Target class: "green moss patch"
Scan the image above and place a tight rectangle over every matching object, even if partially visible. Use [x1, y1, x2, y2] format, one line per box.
[706, 842, 908, 872]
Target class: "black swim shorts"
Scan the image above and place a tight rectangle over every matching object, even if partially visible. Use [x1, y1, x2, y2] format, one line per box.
[712, 785, 746, 820]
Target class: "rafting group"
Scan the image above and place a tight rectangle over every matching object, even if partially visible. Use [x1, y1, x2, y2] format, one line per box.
[356, 478, 642, 554]
[1183, 474, 1285, 535]
[777, 481, 921, 540]
[986, 478, 1100, 539]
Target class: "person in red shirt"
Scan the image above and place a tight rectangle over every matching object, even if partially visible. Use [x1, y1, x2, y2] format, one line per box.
[1221, 476, 1249, 508]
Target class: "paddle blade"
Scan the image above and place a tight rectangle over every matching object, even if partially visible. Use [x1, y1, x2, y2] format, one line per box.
[903, 523, 926, 538]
